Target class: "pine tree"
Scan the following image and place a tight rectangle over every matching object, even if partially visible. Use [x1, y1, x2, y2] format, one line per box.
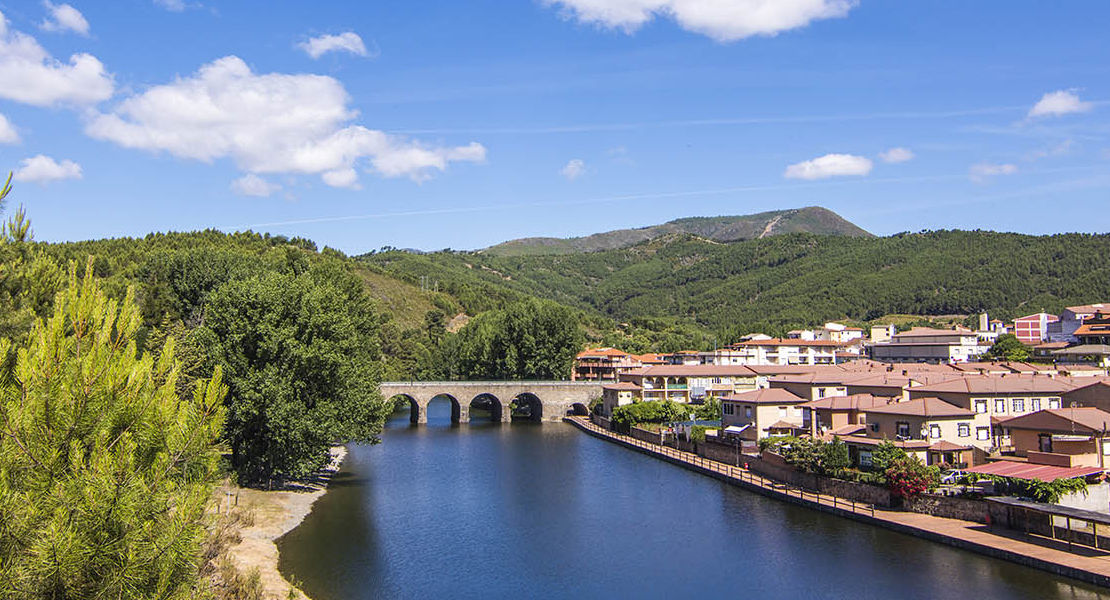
[0, 260, 226, 600]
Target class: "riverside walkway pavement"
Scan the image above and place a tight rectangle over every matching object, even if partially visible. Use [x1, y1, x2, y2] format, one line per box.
[565, 415, 1110, 588]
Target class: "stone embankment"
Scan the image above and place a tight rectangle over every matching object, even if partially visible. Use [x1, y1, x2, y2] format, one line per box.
[566, 416, 1110, 589]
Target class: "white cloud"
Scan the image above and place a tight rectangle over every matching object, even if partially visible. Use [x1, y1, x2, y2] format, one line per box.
[298, 32, 370, 59]
[153, 0, 187, 11]
[41, 2, 90, 36]
[13, 154, 81, 183]
[783, 153, 871, 180]
[878, 147, 914, 163]
[85, 56, 486, 187]
[322, 168, 358, 188]
[969, 162, 1017, 183]
[1028, 89, 1093, 119]
[0, 113, 20, 143]
[230, 173, 280, 197]
[544, 0, 856, 42]
[561, 158, 586, 180]
[0, 10, 112, 106]
[1028, 139, 1074, 160]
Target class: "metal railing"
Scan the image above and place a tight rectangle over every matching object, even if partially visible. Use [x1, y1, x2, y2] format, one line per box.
[567, 416, 875, 518]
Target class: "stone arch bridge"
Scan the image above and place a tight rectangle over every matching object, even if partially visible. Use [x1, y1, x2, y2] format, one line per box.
[380, 381, 603, 424]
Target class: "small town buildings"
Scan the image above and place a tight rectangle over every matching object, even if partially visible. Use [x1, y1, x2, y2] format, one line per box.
[1048, 303, 1110, 343]
[862, 397, 993, 452]
[618, 365, 760, 404]
[1000, 407, 1110, 469]
[905, 375, 1076, 422]
[572, 348, 643, 381]
[720, 388, 810, 440]
[799, 393, 891, 437]
[722, 338, 841, 366]
[869, 324, 896, 344]
[1013, 312, 1060, 345]
[868, 327, 988, 364]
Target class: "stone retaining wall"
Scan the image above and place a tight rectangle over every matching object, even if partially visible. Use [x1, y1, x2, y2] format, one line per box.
[905, 494, 990, 524]
[630, 426, 662, 444]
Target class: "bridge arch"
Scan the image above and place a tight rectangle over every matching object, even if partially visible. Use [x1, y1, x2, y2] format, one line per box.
[569, 402, 590, 416]
[469, 393, 508, 423]
[512, 392, 543, 422]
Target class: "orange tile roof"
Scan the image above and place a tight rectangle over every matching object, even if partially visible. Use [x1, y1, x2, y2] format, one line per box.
[908, 375, 1079, 395]
[864, 397, 972, 418]
[966, 461, 1102, 480]
[576, 347, 629, 359]
[721, 388, 807, 404]
[999, 407, 1110, 434]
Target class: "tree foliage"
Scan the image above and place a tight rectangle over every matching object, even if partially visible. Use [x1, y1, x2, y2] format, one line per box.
[0, 264, 226, 599]
[194, 261, 390, 485]
[987, 333, 1031, 361]
[610, 400, 687, 429]
[449, 298, 584, 380]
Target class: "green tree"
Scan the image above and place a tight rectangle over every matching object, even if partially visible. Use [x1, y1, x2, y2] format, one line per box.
[821, 436, 851, 476]
[453, 298, 584, 380]
[0, 263, 226, 599]
[194, 262, 391, 485]
[694, 396, 722, 421]
[987, 333, 1031, 361]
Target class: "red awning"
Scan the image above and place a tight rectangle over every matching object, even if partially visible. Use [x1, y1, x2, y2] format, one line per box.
[965, 461, 1103, 481]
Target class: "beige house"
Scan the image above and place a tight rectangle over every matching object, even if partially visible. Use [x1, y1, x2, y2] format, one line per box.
[906, 375, 1077, 423]
[599, 382, 643, 417]
[862, 397, 993, 452]
[869, 327, 988, 363]
[1000, 407, 1110, 469]
[721, 388, 809, 440]
[799, 393, 892, 436]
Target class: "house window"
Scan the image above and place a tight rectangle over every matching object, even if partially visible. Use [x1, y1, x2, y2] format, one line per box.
[724, 404, 734, 416]
[870, 422, 879, 433]
[929, 425, 941, 439]
[975, 400, 988, 414]
[1031, 398, 1041, 411]
[744, 406, 752, 418]
[994, 399, 1006, 414]
[818, 388, 826, 398]
[897, 421, 911, 438]
[1038, 434, 1053, 454]
[958, 423, 970, 437]
[1012, 398, 1025, 413]
[976, 427, 990, 441]
[779, 406, 788, 418]
[1048, 397, 1061, 409]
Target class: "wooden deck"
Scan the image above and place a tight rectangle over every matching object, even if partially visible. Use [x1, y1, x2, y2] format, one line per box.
[565, 416, 1110, 588]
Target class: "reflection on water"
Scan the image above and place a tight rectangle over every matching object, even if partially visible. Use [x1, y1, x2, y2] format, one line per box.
[278, 400, 1110, 600]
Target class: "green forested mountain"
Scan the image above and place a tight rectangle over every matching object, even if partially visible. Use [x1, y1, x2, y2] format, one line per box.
[363, 229, 1110, 341]
[481, 206, 871, 256]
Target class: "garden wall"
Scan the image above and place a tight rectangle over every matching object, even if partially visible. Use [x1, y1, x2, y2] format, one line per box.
[904, 494, 990, 524]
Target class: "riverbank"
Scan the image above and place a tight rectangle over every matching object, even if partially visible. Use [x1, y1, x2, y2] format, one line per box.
[218, 446, 347, 600]
[565, 416, 1110, 588]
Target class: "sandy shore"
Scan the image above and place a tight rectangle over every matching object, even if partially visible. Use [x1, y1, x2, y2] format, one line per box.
[222, 446, 347, 600]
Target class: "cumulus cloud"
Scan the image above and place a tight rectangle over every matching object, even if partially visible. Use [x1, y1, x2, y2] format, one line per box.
[14, 154, 81, 183]
[561, 158, 586, 180]
[543, 0, 856, 42]
[41, 2, 89, 36]
[1028, 89, 1093, 119]
[878, 147, 914, 163]
[85, 56, 486, 186]
[0, 113, 19, 143]
[783, 153, 871, 180]
[230, 173, 280, 197]
[0, 10, 112, 106]
[298, 32, 371, 59]
[969, 162, 1017, 183]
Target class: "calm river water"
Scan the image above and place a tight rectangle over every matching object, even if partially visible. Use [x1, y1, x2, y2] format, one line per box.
[279, 401, 1110, 600]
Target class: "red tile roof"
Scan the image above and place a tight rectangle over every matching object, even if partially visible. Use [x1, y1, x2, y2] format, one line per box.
[908, 375, 1078, 395]
[1066, 303, 1110, 315]
[576, 347, 629, 359]
[721, 388, 807, 404]
[966, 461, 1102, 480]
[630, 365, 758, 377]
[799, 393, 892, 411]
[999, 407, 1110, 434]
[863, 397, 972, 418]
[928, 441, 972, 451]
[602, 382, 642, 391]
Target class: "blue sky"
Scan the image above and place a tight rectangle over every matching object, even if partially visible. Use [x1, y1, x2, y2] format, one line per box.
[0, 1, 1107, 253]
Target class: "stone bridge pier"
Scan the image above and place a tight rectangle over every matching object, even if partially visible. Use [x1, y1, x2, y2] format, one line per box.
[380, 381, 603, 424]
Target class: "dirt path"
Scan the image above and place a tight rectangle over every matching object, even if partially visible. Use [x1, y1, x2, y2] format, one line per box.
[223, 446, 347, 600]
[758, 215, 783, 239]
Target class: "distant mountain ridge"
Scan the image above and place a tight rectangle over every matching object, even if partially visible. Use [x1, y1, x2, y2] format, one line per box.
[480, 206, 871, 256]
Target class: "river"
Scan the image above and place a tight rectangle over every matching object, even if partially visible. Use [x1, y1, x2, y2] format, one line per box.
[278, 400, 1110, 600]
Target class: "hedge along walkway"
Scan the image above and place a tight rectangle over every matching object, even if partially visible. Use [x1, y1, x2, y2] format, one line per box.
[565, 416, 1110, 589]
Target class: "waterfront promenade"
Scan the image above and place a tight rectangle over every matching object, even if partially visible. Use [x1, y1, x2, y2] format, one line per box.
[565, 416, 1110, 588]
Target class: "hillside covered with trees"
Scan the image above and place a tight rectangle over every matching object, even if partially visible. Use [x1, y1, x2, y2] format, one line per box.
[364, 229, 1110, 343]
